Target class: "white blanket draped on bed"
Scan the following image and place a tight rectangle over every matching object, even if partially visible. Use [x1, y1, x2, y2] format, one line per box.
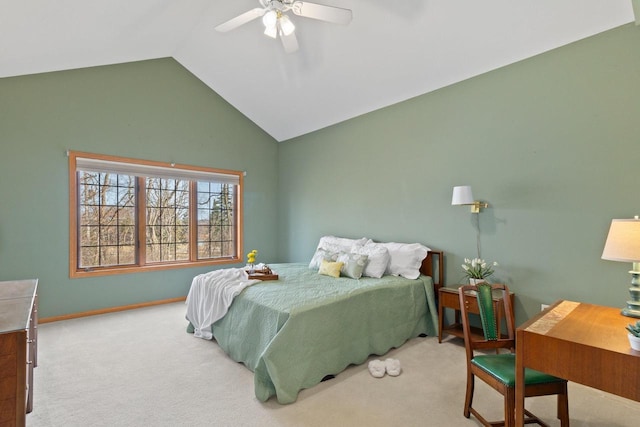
[186, 268, 260, 339]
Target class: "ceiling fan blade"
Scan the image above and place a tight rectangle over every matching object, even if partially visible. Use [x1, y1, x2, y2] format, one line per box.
[215, 8, 266, 32]
[291, 1, 352, 25]
[279, 27, 299, 53]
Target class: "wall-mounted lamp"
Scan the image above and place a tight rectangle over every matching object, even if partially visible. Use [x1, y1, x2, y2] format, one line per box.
[451, 185, 488, 214]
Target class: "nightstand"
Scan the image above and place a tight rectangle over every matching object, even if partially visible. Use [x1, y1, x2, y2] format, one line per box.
[438, 286, 514, 343]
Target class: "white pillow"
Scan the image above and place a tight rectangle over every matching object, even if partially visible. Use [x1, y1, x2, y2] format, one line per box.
[351, 244, 391, 278]
[316, 235, 368, 252]
[378, 242, 430, 280]
[337, 252, 369, 279]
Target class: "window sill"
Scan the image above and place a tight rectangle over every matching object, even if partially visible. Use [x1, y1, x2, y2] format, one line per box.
[69, 257, 241, 278]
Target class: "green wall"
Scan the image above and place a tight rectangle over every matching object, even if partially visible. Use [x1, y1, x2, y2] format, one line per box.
[0, 58, 279, 318]
[2, 25, 639, 323]
[278, 24, 640, 323]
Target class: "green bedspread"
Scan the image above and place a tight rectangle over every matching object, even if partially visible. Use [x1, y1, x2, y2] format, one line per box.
[187, 263, 438, 404]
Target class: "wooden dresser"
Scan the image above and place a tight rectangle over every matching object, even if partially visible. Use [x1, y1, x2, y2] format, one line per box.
[0, 279, 38, 427]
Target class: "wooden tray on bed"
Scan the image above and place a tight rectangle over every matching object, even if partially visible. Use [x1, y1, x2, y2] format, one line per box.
[246, 271, 279, 281]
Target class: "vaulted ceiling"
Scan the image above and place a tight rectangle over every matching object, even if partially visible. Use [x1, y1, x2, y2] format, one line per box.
[1, 1, 636, 141]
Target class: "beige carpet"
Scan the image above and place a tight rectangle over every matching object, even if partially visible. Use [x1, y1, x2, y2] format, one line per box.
[28, 302, 639, 426]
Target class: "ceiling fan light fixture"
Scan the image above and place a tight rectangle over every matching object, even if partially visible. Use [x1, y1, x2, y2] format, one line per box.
[279, 15, 295, 36]
[215, 0, 353, 53]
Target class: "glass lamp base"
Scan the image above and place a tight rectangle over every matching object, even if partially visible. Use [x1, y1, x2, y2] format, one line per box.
[622, 269, 640, 318]
[622, 303, 640, 318]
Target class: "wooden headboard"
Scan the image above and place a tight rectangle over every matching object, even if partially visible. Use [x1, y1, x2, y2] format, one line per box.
[420, 250, 444, 292]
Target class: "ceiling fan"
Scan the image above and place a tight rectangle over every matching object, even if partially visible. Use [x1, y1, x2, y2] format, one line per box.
[214, 0, 353, 53]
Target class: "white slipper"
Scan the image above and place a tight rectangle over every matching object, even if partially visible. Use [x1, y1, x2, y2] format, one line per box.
[385, 358, 401, 376]
[368, 359, 386, 378]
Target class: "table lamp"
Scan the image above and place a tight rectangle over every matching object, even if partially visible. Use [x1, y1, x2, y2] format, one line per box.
[601, 216, 640, 318]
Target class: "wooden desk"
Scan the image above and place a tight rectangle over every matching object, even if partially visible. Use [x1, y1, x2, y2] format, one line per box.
[515, 300, 640, 426]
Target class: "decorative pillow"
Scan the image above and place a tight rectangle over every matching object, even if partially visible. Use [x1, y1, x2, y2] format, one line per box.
[309, 236, 368, 269]
[379, 242, 430, 280]
[337, 252, 369, 279]
[308, 247, 341, 269]
[351, 243, 391, 278]
[318, 259, 344, 278]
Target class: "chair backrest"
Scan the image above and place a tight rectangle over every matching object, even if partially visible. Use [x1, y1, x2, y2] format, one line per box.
[458, 283, 516, 360]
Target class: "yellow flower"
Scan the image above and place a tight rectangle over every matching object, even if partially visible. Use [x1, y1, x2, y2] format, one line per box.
[247, 249, 258, 264]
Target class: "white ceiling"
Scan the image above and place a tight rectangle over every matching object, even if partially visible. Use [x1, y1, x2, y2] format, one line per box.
[1, 1, 635, 141]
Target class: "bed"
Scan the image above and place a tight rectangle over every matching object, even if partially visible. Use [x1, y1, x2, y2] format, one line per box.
[186, 239, 443, 404]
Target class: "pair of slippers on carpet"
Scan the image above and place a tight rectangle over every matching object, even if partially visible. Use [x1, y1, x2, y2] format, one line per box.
[368, 358, 401, 378]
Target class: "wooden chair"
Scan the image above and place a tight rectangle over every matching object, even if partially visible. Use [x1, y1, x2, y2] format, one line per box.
[458, 283, 569, 427]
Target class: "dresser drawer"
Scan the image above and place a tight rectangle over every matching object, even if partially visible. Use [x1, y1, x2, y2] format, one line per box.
[0, 376, 18, 400]
[0, 397, 17, 425]
[0, 335, 17, 357]
[0, 353, 17, 380]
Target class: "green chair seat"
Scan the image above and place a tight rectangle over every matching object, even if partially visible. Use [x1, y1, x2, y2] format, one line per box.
[472, 353, 565, 387]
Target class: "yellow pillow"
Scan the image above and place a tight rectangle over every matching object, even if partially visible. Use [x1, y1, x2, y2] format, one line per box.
[318, 259, 344, 278]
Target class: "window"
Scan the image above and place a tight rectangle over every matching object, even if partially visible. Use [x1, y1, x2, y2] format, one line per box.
[69, 151, 243, 277]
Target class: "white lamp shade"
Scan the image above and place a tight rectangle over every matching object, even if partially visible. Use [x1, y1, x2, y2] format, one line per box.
[263, 10, 278, 38]
[452, 185, 474, 205]
[279, 15, 295, 36]
[262, 10, 277, 27]
[264, 25, 277, 38]
[602, 218, 640, 262]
